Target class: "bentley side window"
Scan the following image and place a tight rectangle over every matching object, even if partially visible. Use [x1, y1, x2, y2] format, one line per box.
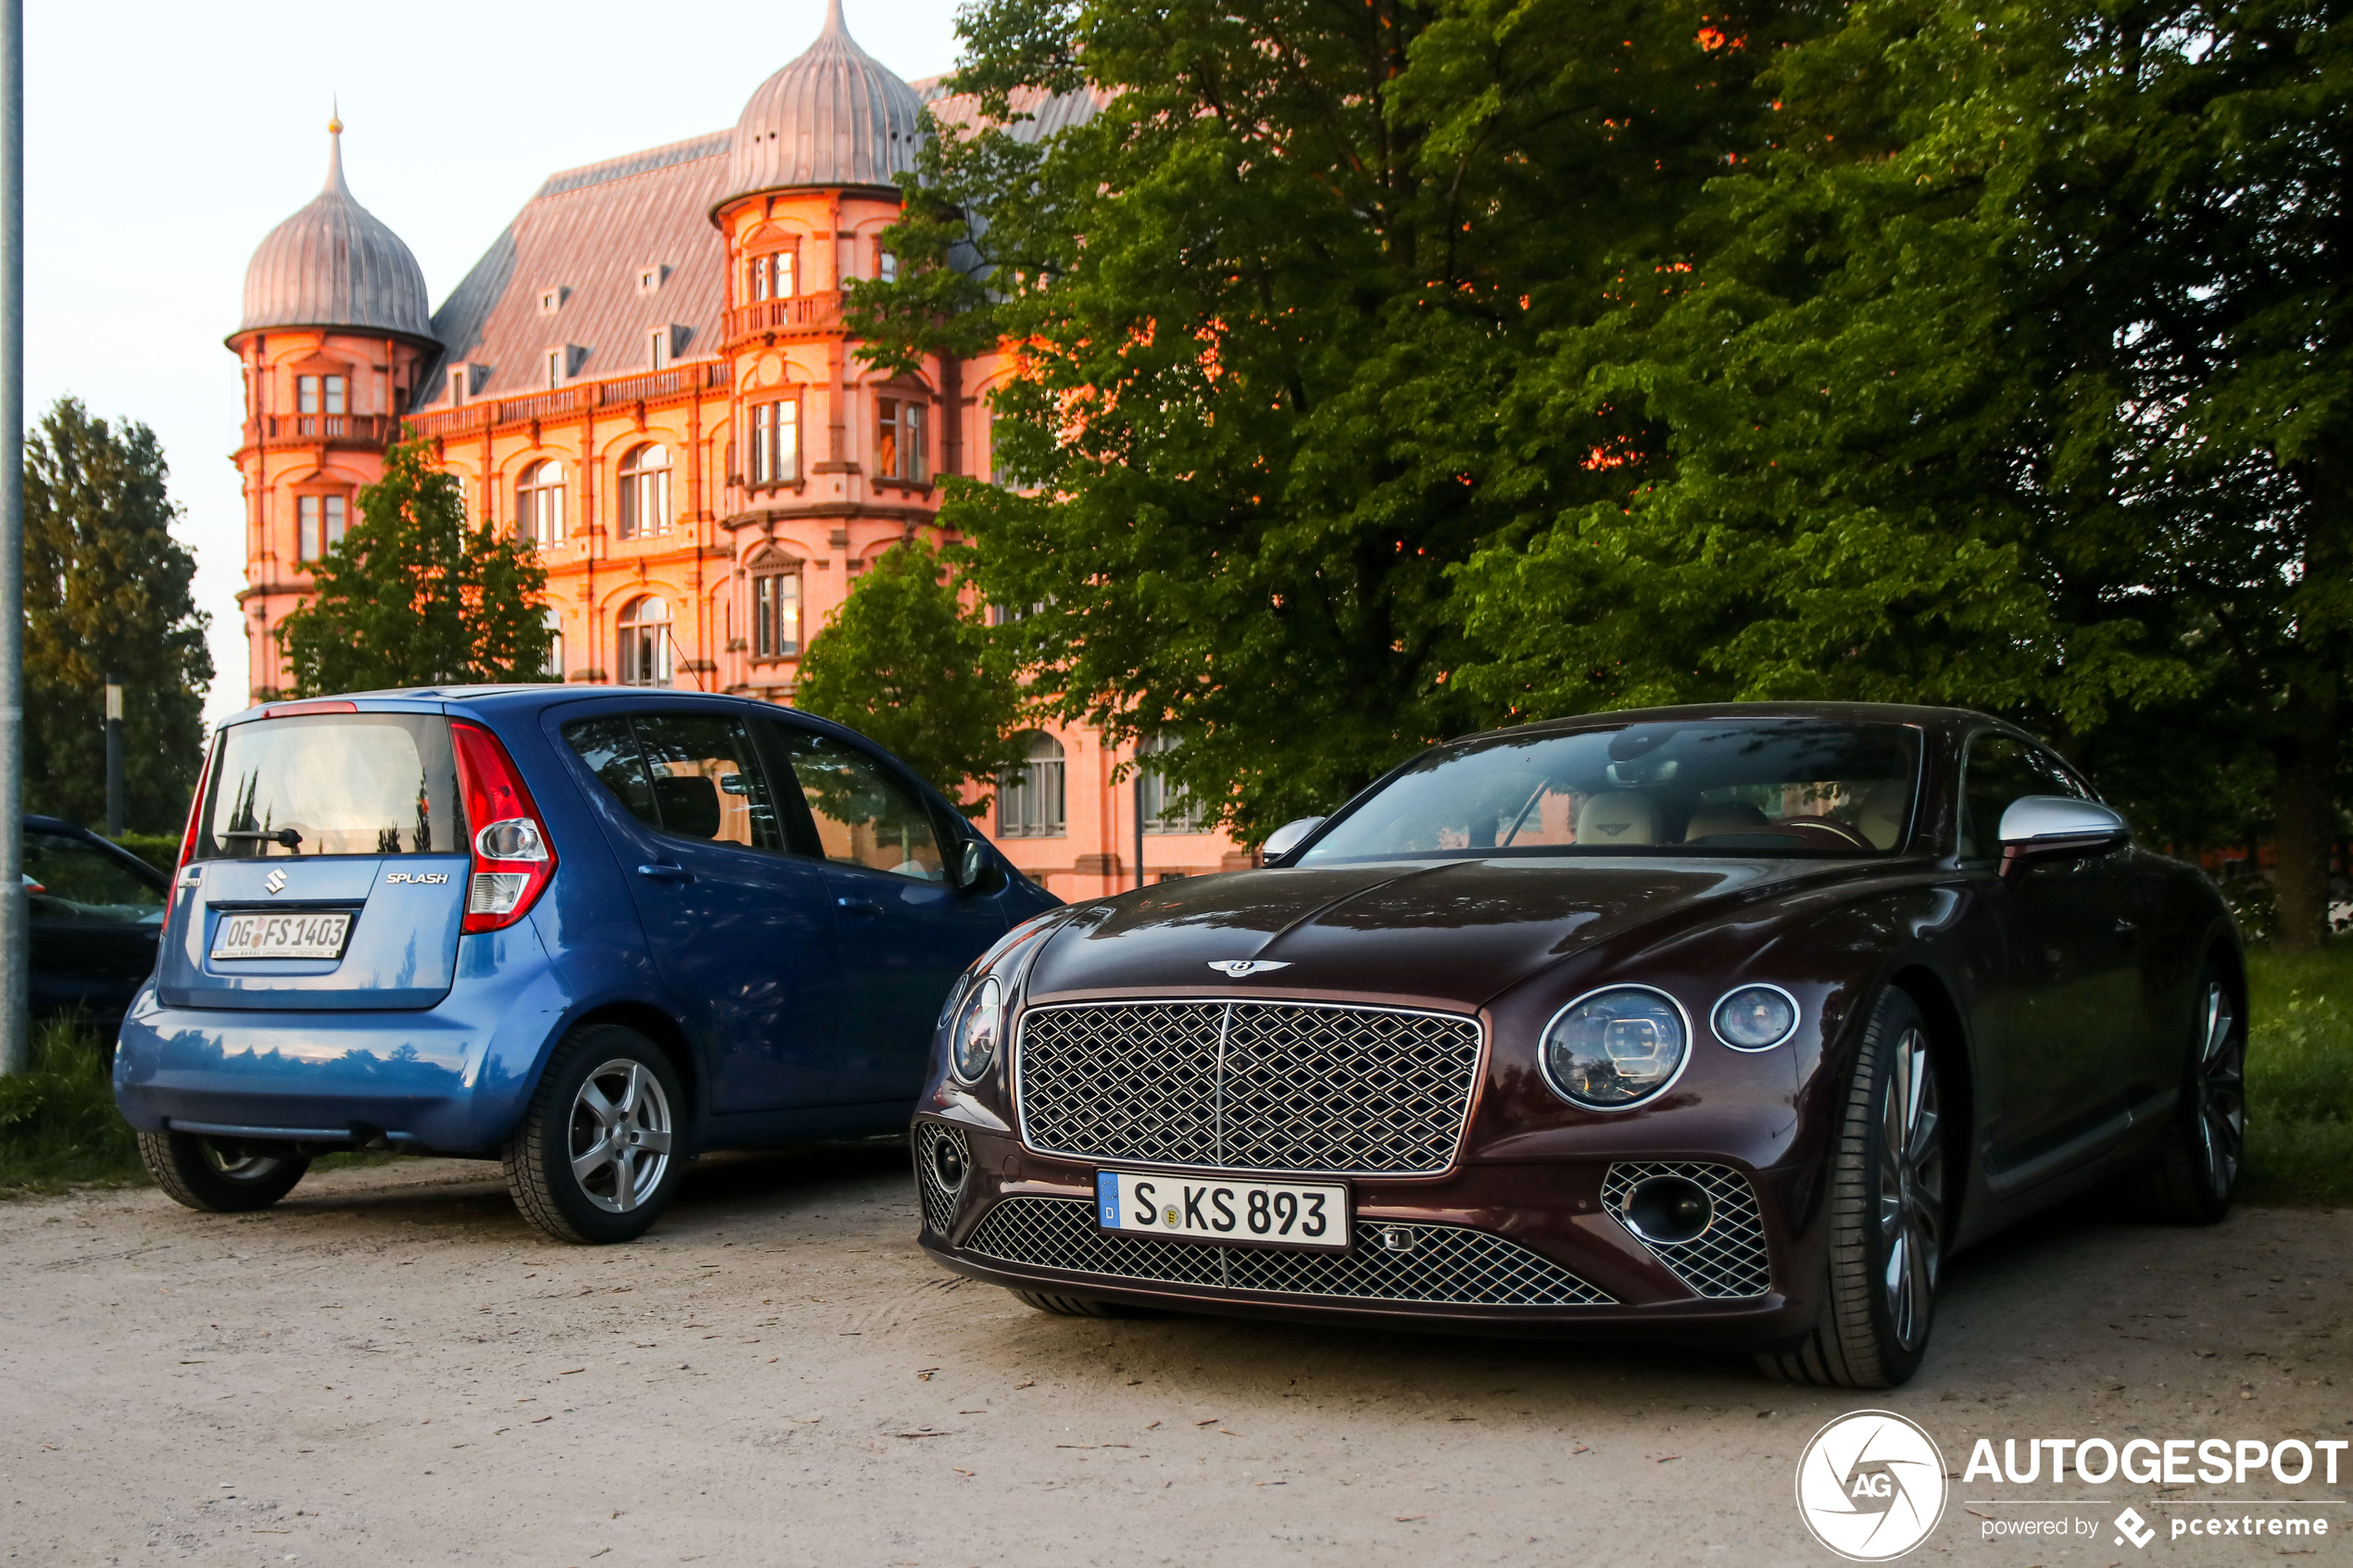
[1958, 733, 2082, 859]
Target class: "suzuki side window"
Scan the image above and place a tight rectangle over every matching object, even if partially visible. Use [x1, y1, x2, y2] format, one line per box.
[562, 714, 782, 852]
[760, 723, 944, 881]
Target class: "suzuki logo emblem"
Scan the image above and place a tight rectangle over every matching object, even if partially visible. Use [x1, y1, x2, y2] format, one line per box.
[1206, 960, 1290, 978]
[264, 869, 288, 895]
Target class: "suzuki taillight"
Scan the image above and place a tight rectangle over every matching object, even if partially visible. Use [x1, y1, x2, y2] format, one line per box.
[176, 740, 218, 874]
[451, 721, 557, 935]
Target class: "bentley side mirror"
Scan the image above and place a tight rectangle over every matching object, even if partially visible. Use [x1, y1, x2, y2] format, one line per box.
[1995, 796, 2129, 878]
[1260, 816, 1327, 863]
[951, 838, 988, 890]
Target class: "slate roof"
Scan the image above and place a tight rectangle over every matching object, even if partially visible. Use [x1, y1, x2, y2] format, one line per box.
[240, 126, 435, 344]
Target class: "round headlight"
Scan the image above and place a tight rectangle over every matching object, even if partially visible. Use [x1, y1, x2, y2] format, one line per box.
[1541, 985, 1689, 1109]
[951, 975, 1004, 1083]
[1713, 985, 1799, 1050]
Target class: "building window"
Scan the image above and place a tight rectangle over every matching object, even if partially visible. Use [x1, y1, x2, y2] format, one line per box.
[876, 395, 926, 483]
[447, 366, 469, 407]
[617, 596, 673, 687]
[752, 570, 801, 659]
[516, 459, 564, 546]
[998, 732, 1066, 838]
[749, 249, 797, 301]
[617, 445, 672, 540]
[648, 327, 672, 370]
[1139, 734, 1201, 834]
[877, 248, 899, 283]
[637, 266, 662, 295]
[296, 375, 347, 415]
[749, 399, 799, 486]
[543, 608, 564, 679]
[539, 288, 561, 316]
[544, 348, 563, 390]
[296, 495, 348, 562]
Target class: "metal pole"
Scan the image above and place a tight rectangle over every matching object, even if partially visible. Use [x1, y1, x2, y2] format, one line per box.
[0, 0, 22, 1076]
[1133, 759, 1145, 892]
[105, 674, 123, 836]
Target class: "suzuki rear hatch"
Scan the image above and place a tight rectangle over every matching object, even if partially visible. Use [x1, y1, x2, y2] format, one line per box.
[160, 704, 472, 1010]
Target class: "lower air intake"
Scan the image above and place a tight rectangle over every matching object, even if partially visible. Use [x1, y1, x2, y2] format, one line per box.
[962, 1196, 1611, 1308]
[1601, 1160, 1771, 1298]
[913, 1123, 970, 1238]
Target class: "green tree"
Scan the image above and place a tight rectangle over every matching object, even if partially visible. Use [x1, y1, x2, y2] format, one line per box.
[795, 538, 1027, 816]
[850, 0, 1793, 840]
[277, 438, 554, 696]
[22, 397, 211, 832]
[1452, 0, 2351, 943]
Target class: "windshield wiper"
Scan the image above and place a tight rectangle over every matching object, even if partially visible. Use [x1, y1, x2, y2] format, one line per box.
[220, 828, 303, 850]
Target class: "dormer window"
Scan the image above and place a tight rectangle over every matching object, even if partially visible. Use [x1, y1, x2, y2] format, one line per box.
[545, 348, 564, 390]
[539, 288, 562, 316]
[637, 266, 663, 295]
[648, 327, 672, 371]
[296, 374, 347, 416]
[447, 366, 469, 407]
[749, 249, 797, 302]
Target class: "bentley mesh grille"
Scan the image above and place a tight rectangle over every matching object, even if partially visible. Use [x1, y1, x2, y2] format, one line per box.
[1601, 1161, 1772, 1298]
[963, 1196, 1611, 1307]
[1014, 1000, 1483, 1175]
[913, 1123, 970, 1238]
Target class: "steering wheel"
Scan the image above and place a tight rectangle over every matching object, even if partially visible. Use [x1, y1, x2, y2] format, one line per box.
[1769, 815, 1875, 849]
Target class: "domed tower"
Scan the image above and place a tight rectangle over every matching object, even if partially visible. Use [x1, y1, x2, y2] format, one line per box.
[713, 0, 960, 702]
[228, 118, 438, 702]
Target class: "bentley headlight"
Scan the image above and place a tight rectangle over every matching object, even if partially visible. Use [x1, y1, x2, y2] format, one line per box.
[1713, 985, 1799, 1050]
[1541, 985, 1689, 1109]
[951, 975, 1005, 1083]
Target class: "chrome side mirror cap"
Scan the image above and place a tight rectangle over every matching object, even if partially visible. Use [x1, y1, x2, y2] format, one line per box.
[1996, 796, 2128, 875]
[1260, 816, 1327, 862]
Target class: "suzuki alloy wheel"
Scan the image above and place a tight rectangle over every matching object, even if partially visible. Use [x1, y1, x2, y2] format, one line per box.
[138, 1131, 310, 1213]
[503, 1024, 684, 1245]
[2122, 961, 2245, 1225]
[1760, 986, 1945, 1389]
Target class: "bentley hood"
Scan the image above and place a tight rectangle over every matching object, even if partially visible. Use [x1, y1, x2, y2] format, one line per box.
[1023, 858, 1852, 1009]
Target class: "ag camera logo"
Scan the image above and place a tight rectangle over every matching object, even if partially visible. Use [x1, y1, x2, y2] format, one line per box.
[1796, 1411, 1948, 1561]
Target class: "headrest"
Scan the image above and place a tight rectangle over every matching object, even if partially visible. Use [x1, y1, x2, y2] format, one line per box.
[1684, 801, 1768, 840]
[1575, 792, 1659, 847]
[1856, 782, 1908, 850]
[652, 773, 722, 840]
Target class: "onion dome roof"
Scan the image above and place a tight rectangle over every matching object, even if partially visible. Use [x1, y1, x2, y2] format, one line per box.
[721, 0, 927, 206]
[238, 120, 435, 344]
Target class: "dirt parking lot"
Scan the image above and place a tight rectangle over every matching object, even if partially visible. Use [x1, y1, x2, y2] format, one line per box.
[4, 1147, 2347, 1567]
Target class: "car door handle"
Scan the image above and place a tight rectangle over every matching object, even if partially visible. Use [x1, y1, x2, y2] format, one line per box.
[836, 897, 882, 917]
[635, 863, 694, 885]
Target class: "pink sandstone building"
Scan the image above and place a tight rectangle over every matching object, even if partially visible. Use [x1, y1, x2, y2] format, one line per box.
[229, 3, 1246, 898]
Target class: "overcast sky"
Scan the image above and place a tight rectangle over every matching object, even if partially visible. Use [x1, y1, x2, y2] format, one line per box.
[26, 0, 967, 729]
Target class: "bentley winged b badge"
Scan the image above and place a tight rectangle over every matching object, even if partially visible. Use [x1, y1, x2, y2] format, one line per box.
[1206, 960, 1290, 978]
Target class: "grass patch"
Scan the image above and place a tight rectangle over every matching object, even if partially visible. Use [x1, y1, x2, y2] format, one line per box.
[0, 1015, 146, 1196]
[2243, 939, 2353, 1207]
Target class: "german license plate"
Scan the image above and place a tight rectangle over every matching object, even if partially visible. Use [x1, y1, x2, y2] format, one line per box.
[1094, 1169, 1350, 1250]
[209, 910, 353, 961]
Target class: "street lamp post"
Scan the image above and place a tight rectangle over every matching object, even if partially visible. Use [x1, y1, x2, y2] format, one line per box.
[105, 675, 124, 837]
[0, 0, 25, 1076]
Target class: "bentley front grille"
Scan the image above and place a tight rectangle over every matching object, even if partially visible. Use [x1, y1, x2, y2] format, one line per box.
[1014, 1000, 1483, 1175]
[913, 1123, 970, 1238]
[963, 1196, 1612, 1308]
[1601, 1160, 1772, 1298]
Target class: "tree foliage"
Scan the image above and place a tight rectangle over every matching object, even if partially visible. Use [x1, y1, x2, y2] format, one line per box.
[277, 438, 554, 696]
[22, 397, 211, 833]
[794, 538, 1028, 815]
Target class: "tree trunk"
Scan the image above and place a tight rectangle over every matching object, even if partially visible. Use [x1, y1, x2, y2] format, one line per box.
[2271, 729, 2337, 950]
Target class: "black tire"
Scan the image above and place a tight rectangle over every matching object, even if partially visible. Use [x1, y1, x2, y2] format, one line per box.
[2120, 961, 2245, 1225]
[1758, 987, 1946, 1389]
[1010, 1289, 1148, 1318]
[137, 1131, 309, 1213]
[502, 1024, 685, 1245]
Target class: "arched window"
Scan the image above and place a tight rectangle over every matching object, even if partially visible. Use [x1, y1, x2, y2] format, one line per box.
[998, 732, 1066, 838]
[1139, 734, 1200, 834]
[516, 460, 564, 546]
[617, 596, 673, 687]
[542, 608, 565, 680]
[617, 445, 672, 541]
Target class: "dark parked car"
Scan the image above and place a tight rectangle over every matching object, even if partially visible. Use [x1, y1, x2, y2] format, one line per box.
[912, 704, 2242, 1387]
[113, 686, 1058, 1242]
[26, 815, 170, 1039]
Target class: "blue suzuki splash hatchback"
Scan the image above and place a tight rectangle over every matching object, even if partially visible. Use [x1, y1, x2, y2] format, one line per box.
[113, 686, 1057, 1243]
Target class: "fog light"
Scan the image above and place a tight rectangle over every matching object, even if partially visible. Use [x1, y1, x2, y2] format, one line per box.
[1622, 1175, 1713, 1245]
[930, 1134, 968, 1193]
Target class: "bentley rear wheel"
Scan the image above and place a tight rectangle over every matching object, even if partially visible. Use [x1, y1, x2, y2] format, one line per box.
[2120, 962, 2245, 1225]
[1759, 985, 1944, 1389]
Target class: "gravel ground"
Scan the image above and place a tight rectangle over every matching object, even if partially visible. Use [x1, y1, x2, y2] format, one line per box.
[3, 1147, 2347, 1566]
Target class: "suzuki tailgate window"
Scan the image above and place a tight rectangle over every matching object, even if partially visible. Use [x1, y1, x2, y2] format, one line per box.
[195, 713, 464, 859]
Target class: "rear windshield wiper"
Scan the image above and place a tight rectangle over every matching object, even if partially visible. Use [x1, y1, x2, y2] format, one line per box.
[219, 828, 303, 850]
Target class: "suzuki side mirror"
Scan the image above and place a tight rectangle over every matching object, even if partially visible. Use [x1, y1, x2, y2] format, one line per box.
[1260, 816, 1327, 863]
[1996, 796, 2128, 878]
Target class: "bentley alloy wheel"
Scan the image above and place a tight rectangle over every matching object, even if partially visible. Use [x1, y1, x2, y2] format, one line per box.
[2193, 979, 2245, 1198]
[1878, 1024, 1944, 1352]
[2127, 961, 2246, 1225]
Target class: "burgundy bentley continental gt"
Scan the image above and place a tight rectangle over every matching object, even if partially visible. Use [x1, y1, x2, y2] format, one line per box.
[911, 705, 2244, 1387]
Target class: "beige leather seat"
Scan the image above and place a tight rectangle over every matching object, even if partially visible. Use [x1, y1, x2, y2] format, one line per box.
[1575, 792, 1660, 847]
[1855, 782, 1909, 849]
[1682, 801, 1767, 839]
